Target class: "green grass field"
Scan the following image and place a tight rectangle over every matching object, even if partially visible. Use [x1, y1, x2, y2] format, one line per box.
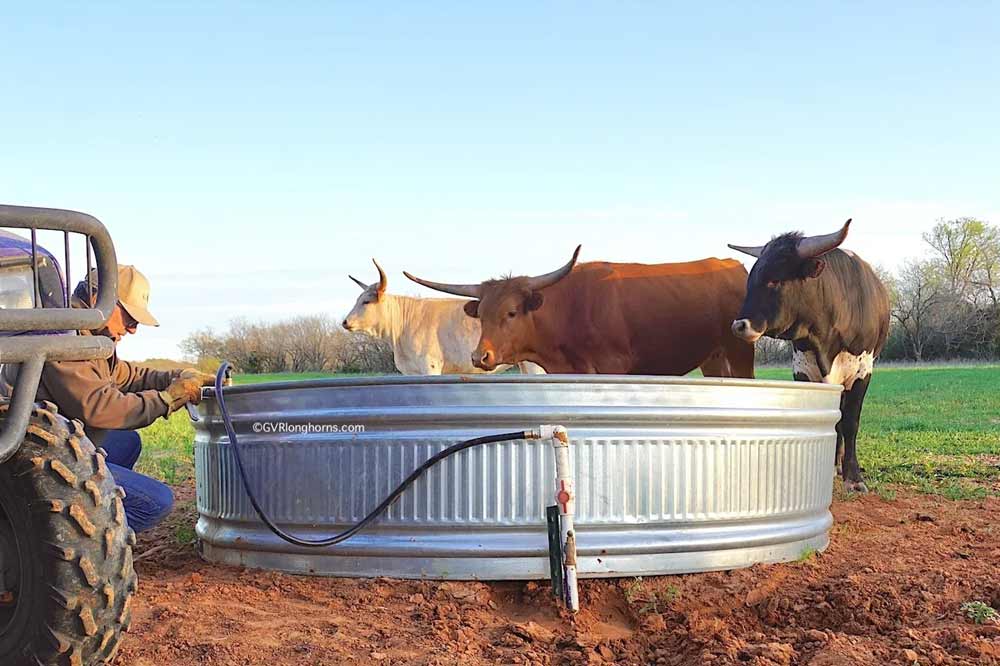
[757, 365, 999, 499]
[137, 365, 999, 498]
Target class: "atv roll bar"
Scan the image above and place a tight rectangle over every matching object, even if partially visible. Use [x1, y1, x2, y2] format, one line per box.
[0, 205, 118, 462]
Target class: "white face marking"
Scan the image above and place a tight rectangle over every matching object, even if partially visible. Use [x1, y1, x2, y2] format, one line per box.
[792, 349, 874, 390]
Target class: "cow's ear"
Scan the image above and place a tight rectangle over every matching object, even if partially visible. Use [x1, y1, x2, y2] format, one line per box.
[802, 258, 826, 280]
[524, 291, 544, 313]
[464, 300, 480, 318]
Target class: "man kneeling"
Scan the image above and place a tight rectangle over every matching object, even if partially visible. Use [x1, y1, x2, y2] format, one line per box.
[1, 265, 214, 532]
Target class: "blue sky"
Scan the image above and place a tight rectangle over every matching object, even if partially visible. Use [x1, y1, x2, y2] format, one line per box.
[3, 3, 998, 359]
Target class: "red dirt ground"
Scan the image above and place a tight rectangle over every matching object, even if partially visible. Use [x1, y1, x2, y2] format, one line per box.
[117, 484, 1000, 666]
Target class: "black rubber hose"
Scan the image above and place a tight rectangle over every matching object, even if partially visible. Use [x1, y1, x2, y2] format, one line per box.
[213, 362, 533, 548]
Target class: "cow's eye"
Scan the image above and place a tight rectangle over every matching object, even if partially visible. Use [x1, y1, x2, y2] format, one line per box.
[507, 310, 517, 319]
[767, 280, 781, 289]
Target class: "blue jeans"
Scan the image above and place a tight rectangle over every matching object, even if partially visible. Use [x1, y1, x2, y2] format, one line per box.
[102, 430, 174, 533]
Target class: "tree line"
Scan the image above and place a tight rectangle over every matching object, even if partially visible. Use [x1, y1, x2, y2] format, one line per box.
[180, 316, 397, 374]
[886, 218, 999, 361]
[181, 218, 1000, 372]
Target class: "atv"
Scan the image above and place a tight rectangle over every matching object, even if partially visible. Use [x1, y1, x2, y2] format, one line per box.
[0, 205, 136, 665]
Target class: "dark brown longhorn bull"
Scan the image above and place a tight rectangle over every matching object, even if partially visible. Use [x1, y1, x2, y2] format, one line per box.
[728, 219, 891, 492]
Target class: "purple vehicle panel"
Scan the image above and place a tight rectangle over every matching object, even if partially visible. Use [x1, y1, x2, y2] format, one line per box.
[0, 230, 70, 336]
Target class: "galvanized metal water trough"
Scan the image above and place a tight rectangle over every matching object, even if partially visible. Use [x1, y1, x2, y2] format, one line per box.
[194, 375, 842, 580]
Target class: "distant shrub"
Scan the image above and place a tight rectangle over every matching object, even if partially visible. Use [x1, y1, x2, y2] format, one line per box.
[180, 317, 398, 374]
[195, 356, 224, 374]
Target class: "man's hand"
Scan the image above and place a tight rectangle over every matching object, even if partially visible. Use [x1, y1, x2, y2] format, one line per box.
[160, 377, 204, 413]
[179, 368, 232, 387]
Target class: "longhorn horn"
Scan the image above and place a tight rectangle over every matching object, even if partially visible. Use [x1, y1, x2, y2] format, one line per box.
[373, 259, 388, 294]
[524, 245, 582, 292]
[727, 243, 766, 258]
[403, 271, 483, 298]
[348, 275, 369, 290]
[797, 219, 852, 258]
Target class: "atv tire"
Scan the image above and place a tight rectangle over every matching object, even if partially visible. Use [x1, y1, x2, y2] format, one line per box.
[0, 400, 137, 666]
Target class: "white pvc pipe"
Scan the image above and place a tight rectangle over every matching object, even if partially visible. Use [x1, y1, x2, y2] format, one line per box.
[541, 424, 578, 612]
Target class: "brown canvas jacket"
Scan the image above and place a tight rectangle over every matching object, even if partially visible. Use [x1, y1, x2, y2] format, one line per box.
[0, 331, 178, 447]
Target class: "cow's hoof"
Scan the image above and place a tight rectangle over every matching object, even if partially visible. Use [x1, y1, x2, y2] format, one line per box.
[844, 480, 869, 494]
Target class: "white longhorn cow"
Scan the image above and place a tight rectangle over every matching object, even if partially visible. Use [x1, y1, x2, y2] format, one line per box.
[342, 260, 545, 375]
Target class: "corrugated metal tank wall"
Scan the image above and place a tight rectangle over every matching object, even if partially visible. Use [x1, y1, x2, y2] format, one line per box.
[195, 375, 842, 580]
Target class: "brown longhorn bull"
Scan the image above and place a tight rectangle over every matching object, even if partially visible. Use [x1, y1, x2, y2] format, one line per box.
[405, 247, 755, 377]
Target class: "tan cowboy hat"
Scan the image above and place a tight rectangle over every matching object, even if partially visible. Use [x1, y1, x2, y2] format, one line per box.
[76, 265, 160, 327]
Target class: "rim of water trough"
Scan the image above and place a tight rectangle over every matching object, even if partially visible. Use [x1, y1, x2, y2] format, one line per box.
[203, 373, 844, 397]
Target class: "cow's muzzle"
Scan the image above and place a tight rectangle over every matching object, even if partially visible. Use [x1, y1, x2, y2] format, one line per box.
[731, 319, 764, 343]
[473, 348, 497, 371]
